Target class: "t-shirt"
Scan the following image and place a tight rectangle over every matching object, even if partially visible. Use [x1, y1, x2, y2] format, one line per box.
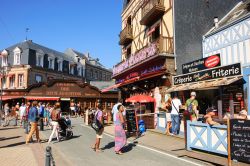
[19, 106, 26, 117]
[185, 99, 198, 117]
[112, 103, 121, 122]
[171, 98, 182, 115]
[96, 110, 103, 121]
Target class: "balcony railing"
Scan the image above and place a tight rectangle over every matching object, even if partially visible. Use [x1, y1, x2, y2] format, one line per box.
[119, 25, 133, 45]
[140, 0, 165, 25]
[113, 36, 173, 77]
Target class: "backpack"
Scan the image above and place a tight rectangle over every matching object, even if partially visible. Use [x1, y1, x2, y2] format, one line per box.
[187, 100, 194, 113]
[91, 110, 103, 131]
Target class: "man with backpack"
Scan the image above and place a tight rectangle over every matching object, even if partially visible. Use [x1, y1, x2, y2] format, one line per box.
[171, 93, 182, 135]
[185, 91, 199, 121]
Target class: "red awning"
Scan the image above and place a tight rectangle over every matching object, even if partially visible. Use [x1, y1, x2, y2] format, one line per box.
[25, 96, 60, 101]
[0, 96, 23, 101]
[125, 95, 155, 103]
[120, 77, 140, 86]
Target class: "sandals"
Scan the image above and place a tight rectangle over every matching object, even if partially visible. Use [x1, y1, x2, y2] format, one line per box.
[115, 151, 123, 155]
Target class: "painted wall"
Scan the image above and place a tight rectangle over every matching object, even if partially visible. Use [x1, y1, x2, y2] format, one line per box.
[174, 0, 241, 74]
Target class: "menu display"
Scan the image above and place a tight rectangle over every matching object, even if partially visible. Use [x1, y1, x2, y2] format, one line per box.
[126, 109, 138, 132]
[230, 119, 250, 163]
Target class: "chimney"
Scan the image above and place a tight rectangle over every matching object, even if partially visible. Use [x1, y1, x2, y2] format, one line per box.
[214, 17, 219, 28]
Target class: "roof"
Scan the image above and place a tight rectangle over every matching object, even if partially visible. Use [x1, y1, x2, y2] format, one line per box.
[4, 40, 71, 61]
[90, 80, 117, 91]
[205, 0, 250, 37]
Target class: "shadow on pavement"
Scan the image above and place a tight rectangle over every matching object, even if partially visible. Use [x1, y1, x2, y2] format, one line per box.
[0, 136, 21, 141]
[122, 142, 138, 153]
[171, 148, 186, 151]
[0, 141, 26, 148]
[0, 127, 18, 131]
[101, 141, 115, 150]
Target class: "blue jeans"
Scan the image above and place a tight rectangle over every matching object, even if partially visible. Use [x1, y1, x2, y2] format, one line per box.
[171, 114, 180, 135]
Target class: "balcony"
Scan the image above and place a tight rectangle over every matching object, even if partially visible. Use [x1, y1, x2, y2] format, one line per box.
[119, 25, 133, 45]
[113, 36, 173, 77]
[140, 0, 165, 26]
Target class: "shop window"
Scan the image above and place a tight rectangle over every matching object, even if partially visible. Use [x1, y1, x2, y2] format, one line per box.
[9, 75, 15, 88]
[35, 75, 42, 83]
[18, 74, 24, 87]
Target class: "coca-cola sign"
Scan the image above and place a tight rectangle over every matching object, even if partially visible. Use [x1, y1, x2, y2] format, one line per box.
[113, 43, 158, 76]
[182, 54, 221, 74]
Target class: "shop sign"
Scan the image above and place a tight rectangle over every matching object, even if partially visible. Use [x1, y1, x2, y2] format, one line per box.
[174, 63, 241, 85]
[113, 43, 158, 76]
[182, 54, 221, 74]
[116, 64, 164, 84]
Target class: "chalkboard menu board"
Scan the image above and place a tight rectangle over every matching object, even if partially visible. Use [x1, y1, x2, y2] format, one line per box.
[126, 109, 137, 132]
[230, 119, 250, 164]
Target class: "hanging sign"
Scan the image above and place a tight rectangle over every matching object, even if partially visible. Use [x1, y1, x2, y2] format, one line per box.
[182, 54, 221, 74]
[174, 63, 241, 85]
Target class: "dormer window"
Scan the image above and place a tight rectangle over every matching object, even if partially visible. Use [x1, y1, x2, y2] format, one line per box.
[77, 66, 82, 76]
[1, 50, 8, 67]
[57, 59, 63, 71]
[48, 57, 54, 69]
[13, 47, 21, 65]
[36, 52, 44, 67]
[69, 63, 75, 75]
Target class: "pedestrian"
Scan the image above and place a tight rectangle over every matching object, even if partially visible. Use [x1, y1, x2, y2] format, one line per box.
[114, 104, 126, 155]
[15, 102, 20, 126]
[44, 103, 49, 126]
[3, 103, 10, 127]
[91, 104, 104, 152]
[26, 101, 40, 144]
[48, 102, 61, 144]
[171, 93, 182, 135]
[112, 99, 123, 123]
[19, 103, 26, 128]
[24, 101, 31, 134]
[38, 102, 44, 131]
[165, 97, 172, 135]
[184, 91, 199, 121]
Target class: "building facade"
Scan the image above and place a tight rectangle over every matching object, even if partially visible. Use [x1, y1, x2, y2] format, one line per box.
[65, 48, 112, 82]
[202, 0, 250, 115]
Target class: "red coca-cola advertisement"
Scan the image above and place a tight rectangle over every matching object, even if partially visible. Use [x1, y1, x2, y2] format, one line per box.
[182, 54, 221, 74]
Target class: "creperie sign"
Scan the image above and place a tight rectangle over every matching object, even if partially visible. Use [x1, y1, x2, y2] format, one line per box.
[113, 43, 158, 76]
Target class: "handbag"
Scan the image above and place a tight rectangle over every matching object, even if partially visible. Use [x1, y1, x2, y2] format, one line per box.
[91, 110, 103, 132]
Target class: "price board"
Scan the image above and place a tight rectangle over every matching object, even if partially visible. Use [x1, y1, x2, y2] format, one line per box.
[126, 109, 138, 132]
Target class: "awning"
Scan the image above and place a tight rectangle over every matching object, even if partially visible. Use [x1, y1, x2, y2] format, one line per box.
[0, 96, 23, 101]
[25, 96, 60, 101]
[101, 83, 121, 93]
[166, 76, 243, 93]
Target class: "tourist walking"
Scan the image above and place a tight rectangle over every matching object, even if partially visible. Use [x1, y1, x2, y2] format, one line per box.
[91, 104, 104, 152]
[3, 103, 10, 127]
[184, 91, 199, 121]
[26, 101, 40, 144]
[112, 99, 123, 122]
[19, 103, 26, 127]
[171, 93, 182, 135]
[24, 101, 31, 134]
[48, 102, 61, 144]
[38, 102, 45, 131]
[114, 104, 126, 155]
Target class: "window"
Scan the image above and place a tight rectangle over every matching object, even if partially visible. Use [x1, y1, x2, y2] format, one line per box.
[151, 26, 160, 42]
[95, 71, 98, 79]
[48, 57, 54, 69]
[77, 66, 82, 76]
[35, 75, 42, 83]
[57, 60, 62, 71]
[126, 46, 131, 59]
[70, 65, 74, 75]
[36, 54, 44, 67]
[9, 75, 15, 88]
[90, 69, 93, 78]
[18, 74, 24, 87]
[1, 57, 8, 67]
[2, 77, 6, 88]
[13, 47, 21, 65]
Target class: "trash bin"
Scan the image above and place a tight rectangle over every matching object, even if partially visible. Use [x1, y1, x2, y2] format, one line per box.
[138, 119, 146, 133]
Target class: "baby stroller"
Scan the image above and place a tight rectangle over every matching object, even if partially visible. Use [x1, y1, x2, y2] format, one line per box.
[58, 117, 73, 140]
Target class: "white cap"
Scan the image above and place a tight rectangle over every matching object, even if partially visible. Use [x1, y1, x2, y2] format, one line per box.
[191, 91, 196, 96]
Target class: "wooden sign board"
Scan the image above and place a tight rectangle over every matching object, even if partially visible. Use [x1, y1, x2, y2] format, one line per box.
[229, 119, 250, 164]
[126, 109, 138, 133]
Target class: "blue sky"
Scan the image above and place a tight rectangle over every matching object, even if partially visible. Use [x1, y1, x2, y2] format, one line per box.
[0, 0, 123, 69]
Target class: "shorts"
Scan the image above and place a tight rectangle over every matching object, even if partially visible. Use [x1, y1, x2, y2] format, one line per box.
[96, 128, 104, 138]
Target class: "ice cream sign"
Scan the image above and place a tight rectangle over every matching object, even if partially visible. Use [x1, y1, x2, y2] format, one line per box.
[174, 63, 241, 85]
[182, 54, 221, 74]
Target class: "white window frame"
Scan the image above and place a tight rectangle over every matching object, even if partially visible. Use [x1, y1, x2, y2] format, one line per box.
[2, 77, 6, 89]
[69, 63, 75, 75]
[1, 50, 8, 67]
[9, 75, 15, 88]
[18, 74, 24, 87]
[48, 57, 54, 69]
[13, 47, 21, 65]
[36, 53, 44, 67]
[77, 65, 82, 76]
[57, 59, 63, 71]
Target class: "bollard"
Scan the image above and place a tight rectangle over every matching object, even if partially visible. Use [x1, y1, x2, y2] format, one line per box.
[45, 146, 51, 166]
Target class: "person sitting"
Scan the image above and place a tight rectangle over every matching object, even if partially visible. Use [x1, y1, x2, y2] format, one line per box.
[204, 108, 220, 125]
[236, 109, 248, 120]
